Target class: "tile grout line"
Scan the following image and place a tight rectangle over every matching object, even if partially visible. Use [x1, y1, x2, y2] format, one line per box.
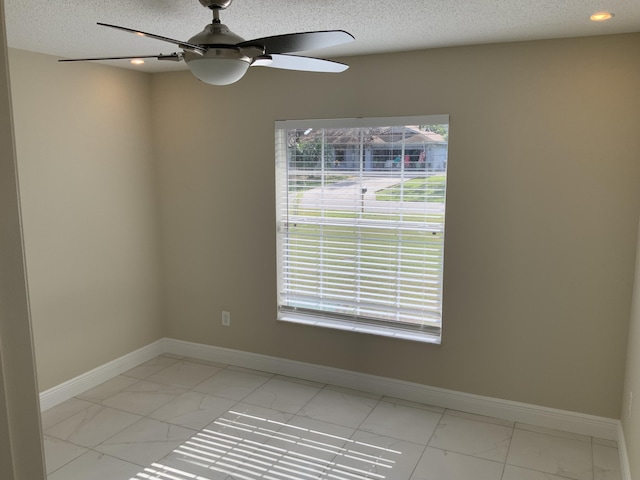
[500, 422, 517, 480]
[405, 406, 444, 480]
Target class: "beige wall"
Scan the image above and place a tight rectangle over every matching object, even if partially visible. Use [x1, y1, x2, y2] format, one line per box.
[0, 3, 45, 478]
[623, 219, 640, 478]
[153, 33, 640, 419]
[8, 49, 163, 391]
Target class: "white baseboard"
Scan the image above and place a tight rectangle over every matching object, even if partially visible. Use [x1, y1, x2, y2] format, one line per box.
[164, 338, 620, 441]
[39, 339, 166, 411]
[39, 337, 623, 447]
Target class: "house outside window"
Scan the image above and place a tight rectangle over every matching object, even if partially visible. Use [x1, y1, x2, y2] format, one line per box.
[275, 115, 449, 343]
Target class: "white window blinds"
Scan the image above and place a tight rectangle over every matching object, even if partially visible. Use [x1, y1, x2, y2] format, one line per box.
[275, 115, 448, 343]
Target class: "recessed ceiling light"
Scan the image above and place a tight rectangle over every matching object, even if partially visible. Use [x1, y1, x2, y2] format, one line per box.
[130, 59, 145, 65]
[590, 12, 614, 21]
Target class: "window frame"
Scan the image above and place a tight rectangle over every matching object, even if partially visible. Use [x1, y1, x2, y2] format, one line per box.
[275, 115, 449, 344]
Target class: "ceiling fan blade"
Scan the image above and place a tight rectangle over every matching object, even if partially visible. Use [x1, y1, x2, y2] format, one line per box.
[238, 30, 354, 54]
[252, 54, 348, 73]
[58, 53, 182, 62]
[97, 22, 207, 55]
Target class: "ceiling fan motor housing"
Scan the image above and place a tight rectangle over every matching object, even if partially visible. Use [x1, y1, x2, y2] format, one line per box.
[188, 22, 245, 45]
[198, 0, 233, 9]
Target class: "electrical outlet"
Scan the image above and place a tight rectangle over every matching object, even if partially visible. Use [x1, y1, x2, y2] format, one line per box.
[628, 392, 633, 421]
[221, 311, 231, 327]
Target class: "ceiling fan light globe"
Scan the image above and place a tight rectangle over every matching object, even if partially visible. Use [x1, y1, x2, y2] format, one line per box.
[186, 56, 250, 85]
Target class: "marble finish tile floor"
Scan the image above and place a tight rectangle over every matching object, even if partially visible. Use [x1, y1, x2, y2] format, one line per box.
[42, 355, 623, 480]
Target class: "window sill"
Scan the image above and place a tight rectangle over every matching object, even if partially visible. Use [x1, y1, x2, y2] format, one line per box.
[278, 313, 441, 344]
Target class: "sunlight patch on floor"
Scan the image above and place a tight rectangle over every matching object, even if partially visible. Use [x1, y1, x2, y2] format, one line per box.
[131, 410, 402, 480]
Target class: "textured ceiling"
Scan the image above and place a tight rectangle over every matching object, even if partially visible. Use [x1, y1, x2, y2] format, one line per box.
[4, 0, 640, 72]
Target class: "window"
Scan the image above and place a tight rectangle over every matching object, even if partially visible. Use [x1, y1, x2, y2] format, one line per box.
[275, 115, 448, 343]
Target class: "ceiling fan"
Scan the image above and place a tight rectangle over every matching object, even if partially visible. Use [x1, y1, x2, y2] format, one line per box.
[59, 0, 355, 85]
